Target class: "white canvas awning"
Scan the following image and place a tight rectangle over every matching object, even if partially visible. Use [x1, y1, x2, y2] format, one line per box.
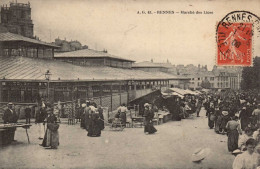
[162, 91, 184, 98]
[167, 88, 188, 95]
[185, 89, 199, 95]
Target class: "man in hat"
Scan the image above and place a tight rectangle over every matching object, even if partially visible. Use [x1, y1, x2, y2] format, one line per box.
[24, 105, 31, 124]
[84, 101, 91, 131]
[2, 103, 18, 142]
[35, 104, 47, 140]
[117, 103, 128, 127]
[3, 103, 18, 124]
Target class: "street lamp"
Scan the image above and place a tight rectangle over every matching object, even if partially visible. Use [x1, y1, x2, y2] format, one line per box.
[45, 70, 51, 80]
[45, 70, 52, 101]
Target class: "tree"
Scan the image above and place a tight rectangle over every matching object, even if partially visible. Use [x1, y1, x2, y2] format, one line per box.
[201, 79, 211, 89]
[241, 57, 260, 90]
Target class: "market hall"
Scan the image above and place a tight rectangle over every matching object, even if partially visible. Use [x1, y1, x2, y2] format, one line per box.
[0, 32, 190, 111]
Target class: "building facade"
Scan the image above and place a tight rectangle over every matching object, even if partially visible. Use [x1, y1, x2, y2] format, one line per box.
[189, 71, 241, 90]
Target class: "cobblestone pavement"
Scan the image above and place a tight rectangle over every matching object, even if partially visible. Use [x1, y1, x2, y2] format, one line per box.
[0, 108, 234, 169]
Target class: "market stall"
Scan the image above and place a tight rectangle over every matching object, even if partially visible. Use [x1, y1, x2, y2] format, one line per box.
[0, 123, 31, 145]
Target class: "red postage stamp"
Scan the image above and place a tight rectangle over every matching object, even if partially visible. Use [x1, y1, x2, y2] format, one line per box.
[217, 22, 253, 66]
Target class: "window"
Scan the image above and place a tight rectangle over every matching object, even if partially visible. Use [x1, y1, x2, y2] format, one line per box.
[210, 77, 214, 81]
[198, 78, 200, 80]
[22, 11, 26, 18]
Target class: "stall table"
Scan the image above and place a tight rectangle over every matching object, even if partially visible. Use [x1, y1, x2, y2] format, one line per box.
[131, 117, 144, 128]
[0, 123, 32, 146]
[158, 111, 172, 123]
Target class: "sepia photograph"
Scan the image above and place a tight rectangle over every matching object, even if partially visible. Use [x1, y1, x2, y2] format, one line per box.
[0, 0, 260, 168]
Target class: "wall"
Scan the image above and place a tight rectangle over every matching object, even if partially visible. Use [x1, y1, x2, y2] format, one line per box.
[57, 58, 105, 66]
[1, 48, 53, 59]
[105, 59, 132, 68]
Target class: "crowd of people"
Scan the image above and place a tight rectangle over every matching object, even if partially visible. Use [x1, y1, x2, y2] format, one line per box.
[201, 90, 260, 169]
[2, 89, 260, 168]
[35, 101, 60, 149]
[77, 99, 104, 137]
[2, 101, 60, 149]
[158, 94, 203, 121]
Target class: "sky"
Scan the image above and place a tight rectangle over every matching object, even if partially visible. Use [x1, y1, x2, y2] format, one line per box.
[1, 0, 260, 70]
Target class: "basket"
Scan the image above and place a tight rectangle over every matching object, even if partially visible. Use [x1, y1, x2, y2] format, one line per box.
[47, 123, 60, 131]
[210, 114, 216, 121]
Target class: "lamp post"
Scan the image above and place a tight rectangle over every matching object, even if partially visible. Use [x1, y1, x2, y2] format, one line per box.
[45, 70, 51, 102]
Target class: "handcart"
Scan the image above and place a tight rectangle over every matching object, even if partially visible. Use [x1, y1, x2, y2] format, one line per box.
[109, 118, 125, 131]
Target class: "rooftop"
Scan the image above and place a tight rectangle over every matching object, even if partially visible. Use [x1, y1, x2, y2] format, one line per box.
[132, 61, 167, 68]
[54, 49, 134, 62]
[0, 56, 188, 81]
[0, 32, 59, 48]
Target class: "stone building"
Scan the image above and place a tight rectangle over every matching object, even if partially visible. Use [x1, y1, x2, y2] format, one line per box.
[53, 38, 88, 52]
[189, 67, 242, 90]
[0, 2, 33, 38]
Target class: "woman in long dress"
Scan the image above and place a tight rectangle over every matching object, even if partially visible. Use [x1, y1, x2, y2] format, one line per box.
[207, 102, 215, 129]
[214, 106, 222, 133]
[97, 105, 104, 130]
[239, 107, 250, 131]
[143, 103, 157, 134]
[220, 110, 231, 134]
[87, 106, 101, 137]
[226, 116, 242, 152]
[41, 108, 59, 149]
